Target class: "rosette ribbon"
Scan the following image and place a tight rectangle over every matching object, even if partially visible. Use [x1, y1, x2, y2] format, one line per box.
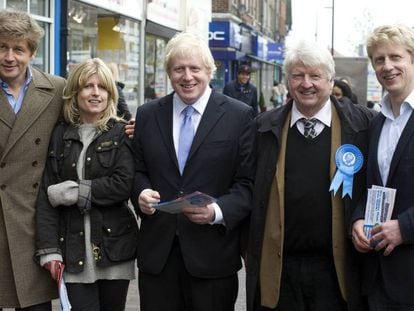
[329, 144, 363, 198]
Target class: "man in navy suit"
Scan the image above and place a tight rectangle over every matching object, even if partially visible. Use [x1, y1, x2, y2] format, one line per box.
[131, 32, 256, 311]
[352, 24, 414, 310]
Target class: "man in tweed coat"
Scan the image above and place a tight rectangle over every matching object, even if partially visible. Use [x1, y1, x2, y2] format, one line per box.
[0, 10, 65, 310]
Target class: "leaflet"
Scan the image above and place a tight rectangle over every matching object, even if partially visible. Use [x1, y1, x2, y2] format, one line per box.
[363, 185, 396, 238]
[152, 191, 217, 214]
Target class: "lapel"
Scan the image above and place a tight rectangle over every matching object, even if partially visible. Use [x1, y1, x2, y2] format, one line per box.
[154, 94, 179, 167]
[187, 92, 225, 160]
[369, 114, 386, 185]
[1, 67, 57, 159]
[0, 91, 16, 128]
[387, 110, 414, 184]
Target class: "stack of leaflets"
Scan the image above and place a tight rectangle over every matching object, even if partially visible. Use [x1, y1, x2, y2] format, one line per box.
[363, 185, 396, 239]
[152, 191, 217, 214]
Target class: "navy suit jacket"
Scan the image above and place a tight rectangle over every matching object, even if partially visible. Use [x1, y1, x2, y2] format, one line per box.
[131, 90, 256, 278]
[354, 111, 414, 303]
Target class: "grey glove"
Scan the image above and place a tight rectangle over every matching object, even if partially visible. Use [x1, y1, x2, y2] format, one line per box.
[47, 180, 79, 207]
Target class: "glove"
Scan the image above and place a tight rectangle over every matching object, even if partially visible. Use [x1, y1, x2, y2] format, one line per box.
[47, 180, 79, 207]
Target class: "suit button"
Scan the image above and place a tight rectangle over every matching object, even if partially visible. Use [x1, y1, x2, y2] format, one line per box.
[32, 161, 38, 167]
[33, 183, 39, 189]
[0, 162, 5, 168]
[0, 184, 6, 190]
[35, 138, 41, 145]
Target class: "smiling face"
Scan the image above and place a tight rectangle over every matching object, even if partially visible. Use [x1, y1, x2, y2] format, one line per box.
[168, 55, 211, 105]
[237, 71, 250, 85]
[371, 42, 414, 104]
[0, 37, 33, 87]
[77, 74, 108, 124]
[288, 63, 333, 117]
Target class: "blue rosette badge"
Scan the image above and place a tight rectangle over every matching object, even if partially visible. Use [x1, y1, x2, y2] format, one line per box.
[329, 144, 363, 198]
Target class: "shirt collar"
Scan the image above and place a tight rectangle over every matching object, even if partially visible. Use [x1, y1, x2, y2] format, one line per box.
[380, 91, 414, 120]
[173, 86, 212, 116]
[290, 98, 332, 128]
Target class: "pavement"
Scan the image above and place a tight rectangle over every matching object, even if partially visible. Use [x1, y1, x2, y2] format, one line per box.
[44, 267, 247, 310]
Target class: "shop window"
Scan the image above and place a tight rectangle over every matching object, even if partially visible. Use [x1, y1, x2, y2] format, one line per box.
[67, 1, 141, 114]
[144, 35, 167, 102]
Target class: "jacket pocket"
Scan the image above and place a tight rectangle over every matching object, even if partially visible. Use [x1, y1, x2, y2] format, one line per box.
[102, 212, 138, 262]
[96, 140, 119, 168]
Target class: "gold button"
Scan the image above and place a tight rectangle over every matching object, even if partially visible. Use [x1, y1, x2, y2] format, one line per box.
[59, 237, 64, 242]
[78, 261, 83, 266]
[79, 231, 84, 236]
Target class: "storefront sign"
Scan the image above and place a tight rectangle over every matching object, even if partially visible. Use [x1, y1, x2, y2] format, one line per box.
[209, 21, 241, 50]
[78, 0, 142, 19]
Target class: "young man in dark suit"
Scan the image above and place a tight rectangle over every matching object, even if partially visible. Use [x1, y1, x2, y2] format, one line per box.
[352, 24, 414, 310]
[131, 32, 256, 311]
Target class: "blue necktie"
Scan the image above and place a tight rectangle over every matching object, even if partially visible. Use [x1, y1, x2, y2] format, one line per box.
[178, 106, 195, 174]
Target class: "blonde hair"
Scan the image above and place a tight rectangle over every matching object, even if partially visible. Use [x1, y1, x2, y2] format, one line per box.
[63, 58, 121, 131]
[0, 9, 44, 55]
[366, 24, 414, 61]
[164, 32, 217, 79]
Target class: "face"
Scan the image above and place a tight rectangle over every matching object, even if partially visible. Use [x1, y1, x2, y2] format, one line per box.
[288, 64, 333, 117]
[168, 55, 211, 104]
[332, 86, 343, 99]
[0, 37, 33, 86]
[371, 43, 414, 102]
[77, 74, 108, 123]
[237, 72, 250, 85]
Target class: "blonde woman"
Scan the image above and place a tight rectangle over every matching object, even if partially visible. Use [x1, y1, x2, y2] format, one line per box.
[35, 58, 137, 311]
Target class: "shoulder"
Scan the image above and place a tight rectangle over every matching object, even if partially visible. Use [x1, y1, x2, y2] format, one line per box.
[31, 67, 66, 90]
[212, 91, 251, 113]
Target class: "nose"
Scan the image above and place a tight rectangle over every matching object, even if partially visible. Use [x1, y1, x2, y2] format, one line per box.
[383, 58, 393, 70]
[300, 75, 313, 87]
[91, 84, 100, 95]
[183, 68, 193, 80]
[4, 48, 14, 61]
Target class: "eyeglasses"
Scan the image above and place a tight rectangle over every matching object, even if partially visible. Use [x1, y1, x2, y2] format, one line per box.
[289, 73, 328, 83]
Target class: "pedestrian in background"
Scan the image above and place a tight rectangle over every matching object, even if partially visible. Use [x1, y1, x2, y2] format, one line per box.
[131, 32, 256, 311]
[0, 10, 66, 310]
[246, 39, 374, 311]
[223, 64, 259, 116]
[270, 81, 281, 108]
[35, 58, 138, 311]
[107, 62, 132, 121]
[352, 24, 414, 310]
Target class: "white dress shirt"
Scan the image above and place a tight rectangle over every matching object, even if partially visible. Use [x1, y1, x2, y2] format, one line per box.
[377, 91, 414, 185]
[290, 98, 332, 136]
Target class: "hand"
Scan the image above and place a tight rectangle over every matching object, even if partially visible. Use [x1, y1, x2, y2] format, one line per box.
[125, 118, 135, 139]
[370, 220, 403, 256]
[352, 219, 371, 253]
[182, 203, 215, 225]
[43, 260, 63, 281]
[138, 189, 160, 215]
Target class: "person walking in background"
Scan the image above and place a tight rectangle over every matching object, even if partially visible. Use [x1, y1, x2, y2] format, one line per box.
[352, 24, 414, 310]
[332, 79, 354, 105]
[223, 64, 259, 116]
[107, 62, 132, 121]
[35, 58, 138, 311]
[131, 32, 256, 311]
[246, 40, 374, 311]
[270, 81, 281, 108]
[339, 76, 359, 105]
[0, 10, 66, 310]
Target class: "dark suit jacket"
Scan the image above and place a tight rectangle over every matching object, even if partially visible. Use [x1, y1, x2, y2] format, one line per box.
[353, 111, 414, 304]
[246, 97, 374, 311]
[131, 90, 256, 278]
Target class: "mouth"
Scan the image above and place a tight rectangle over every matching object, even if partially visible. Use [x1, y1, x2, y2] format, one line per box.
[382, 73, 399, 81]
[180, 83, 197, 90]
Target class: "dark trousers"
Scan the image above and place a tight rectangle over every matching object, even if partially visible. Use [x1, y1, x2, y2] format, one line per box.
[262, 255, 346, 311]
[0, 301, 52, 311]
[368, 275, 414, 311]
[66, 279, 130, 311]
[139, 238, 238, 311]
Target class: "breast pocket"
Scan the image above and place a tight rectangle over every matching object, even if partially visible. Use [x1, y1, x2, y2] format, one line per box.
[96, 140, 120, 168]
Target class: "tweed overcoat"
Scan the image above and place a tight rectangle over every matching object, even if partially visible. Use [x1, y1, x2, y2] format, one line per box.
[0, 67, 65, 308]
